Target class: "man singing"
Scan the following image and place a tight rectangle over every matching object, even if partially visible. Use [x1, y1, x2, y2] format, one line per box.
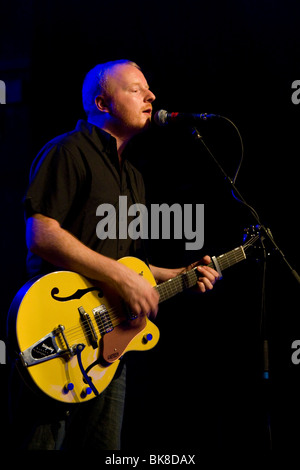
[11, 59, 219, 450]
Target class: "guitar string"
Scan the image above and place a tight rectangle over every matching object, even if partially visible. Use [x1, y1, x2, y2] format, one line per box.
[64, 261, 252, 343]
[156, 235, 259, 301]
[60, 293, 152, 343]
[66, 237, 259, 339]
[56, 234, 260, 344]
[63, 306, 124, 341]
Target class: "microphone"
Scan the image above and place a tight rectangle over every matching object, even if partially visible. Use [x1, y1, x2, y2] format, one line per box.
[154, 109, 219, 126]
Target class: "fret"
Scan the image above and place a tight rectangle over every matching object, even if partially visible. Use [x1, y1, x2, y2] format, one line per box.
[156, 269, 198, 303]
[153, 244, 249, 304]
[215, 247, 245, 272]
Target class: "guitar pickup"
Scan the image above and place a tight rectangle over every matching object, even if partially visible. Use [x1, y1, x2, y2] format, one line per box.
[93, 304, 114, 335]
[78, 306, 98, 349]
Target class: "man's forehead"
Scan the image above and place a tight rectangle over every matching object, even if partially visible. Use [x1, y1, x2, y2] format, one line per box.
[108, 63, 147, 86]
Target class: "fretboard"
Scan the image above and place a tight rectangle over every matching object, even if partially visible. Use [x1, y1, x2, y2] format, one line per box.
[211, 246, 246, 272]
[155, 245, 246, 304]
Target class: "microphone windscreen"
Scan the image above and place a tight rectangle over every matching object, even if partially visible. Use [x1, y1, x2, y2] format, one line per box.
[154, 109, 168, 126]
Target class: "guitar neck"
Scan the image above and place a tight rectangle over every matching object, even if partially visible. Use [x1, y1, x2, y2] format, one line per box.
[156, 245, 246, 303]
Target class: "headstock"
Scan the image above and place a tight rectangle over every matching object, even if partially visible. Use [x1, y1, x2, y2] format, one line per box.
[243, 224, 272, 261]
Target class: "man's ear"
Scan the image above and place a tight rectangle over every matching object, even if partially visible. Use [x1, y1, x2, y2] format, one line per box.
[95, 95, 110, 113]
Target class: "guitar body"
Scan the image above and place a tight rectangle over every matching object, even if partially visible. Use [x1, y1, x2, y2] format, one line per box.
[8, 257, 160, 404]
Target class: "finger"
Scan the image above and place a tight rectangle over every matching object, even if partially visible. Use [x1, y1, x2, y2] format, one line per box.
[197, 281, 206, 293]
[148, 299, 159, 319]
[138, 292, 159, 319]
[201, 255, 212, 265]
[198, 277, 214, 291]
[150, 290, 160, 315]
[197, 266, 219, 284]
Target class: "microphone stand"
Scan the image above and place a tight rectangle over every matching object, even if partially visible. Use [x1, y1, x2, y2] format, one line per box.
[191, 126, 300, 285]
[191, 126, 300, 451]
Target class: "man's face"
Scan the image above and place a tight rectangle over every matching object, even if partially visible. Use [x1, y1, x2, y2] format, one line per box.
[103, 64, 156, 137]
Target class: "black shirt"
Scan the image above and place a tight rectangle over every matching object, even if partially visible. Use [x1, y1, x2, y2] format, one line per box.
[24, 120, 146, 278]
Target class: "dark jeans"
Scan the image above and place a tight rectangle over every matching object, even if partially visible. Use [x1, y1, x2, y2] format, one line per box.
[8, 361, 126, 450]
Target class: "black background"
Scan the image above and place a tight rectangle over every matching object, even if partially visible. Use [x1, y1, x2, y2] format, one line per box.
[1, 0, 300, 454]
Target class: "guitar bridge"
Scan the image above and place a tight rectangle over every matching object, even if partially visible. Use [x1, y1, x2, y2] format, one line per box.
[19, 325, 75, 367]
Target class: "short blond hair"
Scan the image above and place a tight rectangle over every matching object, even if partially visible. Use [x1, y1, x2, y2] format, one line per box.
[82, 59, 140, 116]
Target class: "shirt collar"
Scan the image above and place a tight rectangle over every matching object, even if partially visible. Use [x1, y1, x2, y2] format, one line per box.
[75, 119, 119, 164]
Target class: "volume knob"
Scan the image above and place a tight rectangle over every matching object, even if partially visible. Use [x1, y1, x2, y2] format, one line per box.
[64, 382, 74, 393]
[143, 333, 153, 343]
[81, 387, 92, 398]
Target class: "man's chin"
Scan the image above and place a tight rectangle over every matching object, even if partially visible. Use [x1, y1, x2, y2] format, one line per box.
[142, 116, 152, 131]
[132, 119, 152, 136]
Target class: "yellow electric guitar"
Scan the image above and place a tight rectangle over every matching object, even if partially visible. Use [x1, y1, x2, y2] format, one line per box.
[7, 227, 261, 404]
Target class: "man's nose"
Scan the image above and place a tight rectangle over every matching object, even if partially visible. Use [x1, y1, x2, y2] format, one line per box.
[146, 89, 156, 103]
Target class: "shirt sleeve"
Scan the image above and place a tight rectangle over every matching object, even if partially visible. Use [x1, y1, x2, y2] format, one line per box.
[23, 142, 86, 225]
